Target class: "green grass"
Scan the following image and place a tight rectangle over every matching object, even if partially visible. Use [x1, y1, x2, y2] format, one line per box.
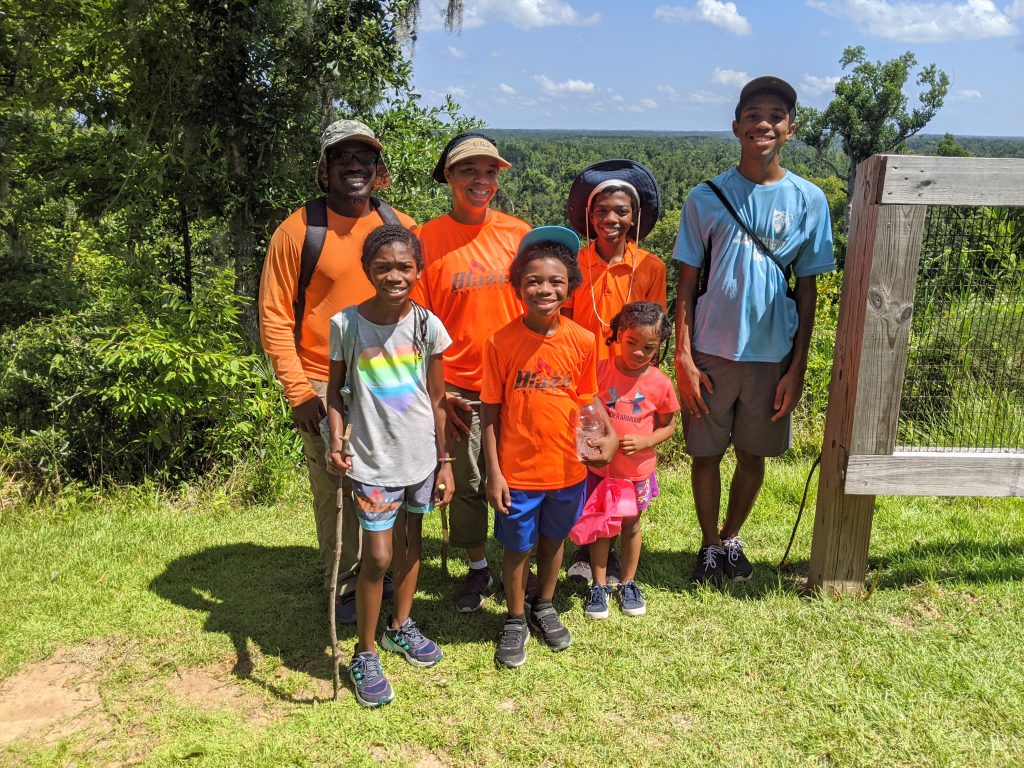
[1, 460, 1023, 767]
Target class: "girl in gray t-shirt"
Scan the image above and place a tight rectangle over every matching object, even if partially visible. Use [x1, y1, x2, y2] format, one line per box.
[325, 225, 453, 708]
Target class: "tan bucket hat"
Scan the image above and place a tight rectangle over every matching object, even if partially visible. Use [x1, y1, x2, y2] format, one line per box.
[316, 118, 391, 192]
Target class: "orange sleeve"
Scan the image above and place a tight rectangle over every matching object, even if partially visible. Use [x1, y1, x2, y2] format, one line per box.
[577, 337, 598, 403]
[480, 337, 504, 405]
[258, 224, 317, 407]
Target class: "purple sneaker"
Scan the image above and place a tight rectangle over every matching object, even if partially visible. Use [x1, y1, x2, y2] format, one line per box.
[381, 617, 443, 668]
[349, 650, 393, 708]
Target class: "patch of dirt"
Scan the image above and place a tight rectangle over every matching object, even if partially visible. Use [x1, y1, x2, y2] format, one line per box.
[167, 663, 277, 724]
[0, 641, 112, 747]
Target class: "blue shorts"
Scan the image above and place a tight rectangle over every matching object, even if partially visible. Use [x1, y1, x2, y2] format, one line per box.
[350, 472, 434, 532]
[494, 480, 587, 553]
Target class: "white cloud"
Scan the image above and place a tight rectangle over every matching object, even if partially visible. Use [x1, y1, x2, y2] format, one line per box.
[1007, 0, 1024, 18]
[446, 45, 465, 59]
[447, 86, 466, 97]
[628, 98, 659, 112]
[807, 0, 1017, 42]
[712, 67, 749, 87]
[688, 89, 729, 104]
[801, 74, 841, 96]
[498, 83, 517, 95]
[953, 88, 984, 100]
[534, 74, 595, 95]
[654, 1, 752, 35]
[611, 94, 625, 103]
[656, 84, 679, 97]
[426, 0, 600, 30]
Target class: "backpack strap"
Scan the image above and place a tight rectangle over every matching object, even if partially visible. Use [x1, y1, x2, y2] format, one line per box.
[704, 179, 794, 295]
[294, 196, 329, 347]
[293, 195, 403, 347]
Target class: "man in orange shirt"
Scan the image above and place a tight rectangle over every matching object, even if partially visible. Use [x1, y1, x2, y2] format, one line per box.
[259, 119, 416, 624]
[411, 133, 531, 613]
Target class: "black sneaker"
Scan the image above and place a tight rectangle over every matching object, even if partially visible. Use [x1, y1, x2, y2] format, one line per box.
[382, 571, 394, 601]
[528, 602, 572, 651]
[494, 616, 529, 669]
[691, 544, 726, 587]
[455, 566, 494, 613]
[335, 592, 356, 626]
[606, 547, 622, 587]
[722, 537, 754, 581]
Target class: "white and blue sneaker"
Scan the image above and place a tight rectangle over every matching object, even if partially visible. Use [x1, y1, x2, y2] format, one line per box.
[584, 583, 611, 619]
[616, 580, 646, 617]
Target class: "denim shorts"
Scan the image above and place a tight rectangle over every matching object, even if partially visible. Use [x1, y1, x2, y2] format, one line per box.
[493, 480, 587, 553]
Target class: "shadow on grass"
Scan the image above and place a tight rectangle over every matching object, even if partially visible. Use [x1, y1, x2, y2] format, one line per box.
[148, 540, 574, 702]
[867, 539, 1024, 590]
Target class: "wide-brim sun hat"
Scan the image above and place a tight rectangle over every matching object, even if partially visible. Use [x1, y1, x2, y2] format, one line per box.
[516, 225, 581, 258]
[316, 118, 391, 193]
[566, 159, 661, 242]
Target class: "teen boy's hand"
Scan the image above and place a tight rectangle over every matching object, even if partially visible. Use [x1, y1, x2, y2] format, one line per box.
[583, 431, 619, 468]
[444, 393, 474, 442]
[486, 472, 511, 515]
[674, 355, 712, 418]
[434, 464, 455, 506]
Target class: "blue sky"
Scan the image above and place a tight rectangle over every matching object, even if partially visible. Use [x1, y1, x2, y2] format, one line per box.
[409, 0, 1024, 137]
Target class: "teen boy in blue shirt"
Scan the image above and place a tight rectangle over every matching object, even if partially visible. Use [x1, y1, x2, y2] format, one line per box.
[673, 76, 835, 586]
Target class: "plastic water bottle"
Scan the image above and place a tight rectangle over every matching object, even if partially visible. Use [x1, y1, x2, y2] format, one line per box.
[576, 402, 606, 461]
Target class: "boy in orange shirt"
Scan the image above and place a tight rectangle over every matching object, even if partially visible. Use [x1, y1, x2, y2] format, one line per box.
[411, 133, 530, 613]
[481, 226, 617, 669]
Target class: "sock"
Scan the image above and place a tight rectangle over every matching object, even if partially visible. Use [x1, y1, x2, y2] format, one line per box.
[469, 558, 488, 571]
[507, 613, 526, 622]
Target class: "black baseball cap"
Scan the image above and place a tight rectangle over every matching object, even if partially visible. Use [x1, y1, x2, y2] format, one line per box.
[736, 76, 797, 113]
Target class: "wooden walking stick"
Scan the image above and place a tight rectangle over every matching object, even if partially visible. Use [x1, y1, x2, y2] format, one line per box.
[328, 423, 352, 701]
[438, 484, 450, 577]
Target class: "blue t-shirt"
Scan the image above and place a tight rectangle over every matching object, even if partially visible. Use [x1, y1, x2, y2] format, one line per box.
[673, 167, 835, 363]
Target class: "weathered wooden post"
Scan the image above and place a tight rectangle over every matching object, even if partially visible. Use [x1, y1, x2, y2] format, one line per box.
[808, 154, 1024, 595]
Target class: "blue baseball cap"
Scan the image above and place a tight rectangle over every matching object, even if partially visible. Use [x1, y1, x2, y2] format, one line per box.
[516, 225, 581, 258]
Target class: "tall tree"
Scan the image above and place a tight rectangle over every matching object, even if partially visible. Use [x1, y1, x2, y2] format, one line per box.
[798, 46, 950, 204]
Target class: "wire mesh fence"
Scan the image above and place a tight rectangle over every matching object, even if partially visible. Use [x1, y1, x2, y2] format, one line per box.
[897, 206, 1024, 451]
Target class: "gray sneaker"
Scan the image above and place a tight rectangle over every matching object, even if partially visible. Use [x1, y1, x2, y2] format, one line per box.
[528, 602, 572, 651]
[349, 650, 393, 708]
[381, 617, 443, 667]
[566, 546, 592, 587]
[455, 567, 494, 612]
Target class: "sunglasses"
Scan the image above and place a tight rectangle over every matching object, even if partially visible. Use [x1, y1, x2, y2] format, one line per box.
[328, 149, 380, 166]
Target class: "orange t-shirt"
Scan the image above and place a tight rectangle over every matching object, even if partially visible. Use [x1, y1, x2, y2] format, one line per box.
[258, 204, 417, 406]
[411, 209, 530, 391]
[481, 317, 598, 490]
[565, 241, 667, 361]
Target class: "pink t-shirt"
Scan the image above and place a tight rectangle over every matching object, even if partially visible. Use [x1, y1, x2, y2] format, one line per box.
[595, 358, 680, 481]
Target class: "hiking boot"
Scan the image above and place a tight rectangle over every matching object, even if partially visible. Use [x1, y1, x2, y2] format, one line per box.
[616, 580, 646, 617]
[528, 602, 572, 651]
[335, 592, 356, 626]
[566, 546, 592, 587]
[455, 567, 493, 613]
[691, 544, 726, 587]
[607, 547, 622, 587]
[349, 650, 394, 708]
[381, 617, 443, 668]
[722, 537, 753, 581]
[584, 583, 611, 620]
[494, 616, 529, 669]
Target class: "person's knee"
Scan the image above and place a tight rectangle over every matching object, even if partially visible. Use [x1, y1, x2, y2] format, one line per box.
[734, 447, 765, 473]
[692, 453, 725, 472]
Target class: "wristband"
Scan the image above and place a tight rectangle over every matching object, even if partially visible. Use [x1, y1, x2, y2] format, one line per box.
[438, 456, 455, 464]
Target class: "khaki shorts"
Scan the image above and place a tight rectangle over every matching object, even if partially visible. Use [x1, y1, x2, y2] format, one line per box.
[682, 350, 793, 458]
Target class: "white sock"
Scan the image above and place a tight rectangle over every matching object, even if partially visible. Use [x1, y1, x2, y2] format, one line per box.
[469, 558, 488, 571]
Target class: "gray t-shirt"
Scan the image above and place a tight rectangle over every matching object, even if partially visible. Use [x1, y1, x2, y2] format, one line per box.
[328, 305, 452, 487]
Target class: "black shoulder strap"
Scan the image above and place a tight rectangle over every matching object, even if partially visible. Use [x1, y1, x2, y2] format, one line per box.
[371, 196, 401, 226]
[294, 196, 328, 347]
[293, 195, 403, 347]
[704, 180, 793, 288]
